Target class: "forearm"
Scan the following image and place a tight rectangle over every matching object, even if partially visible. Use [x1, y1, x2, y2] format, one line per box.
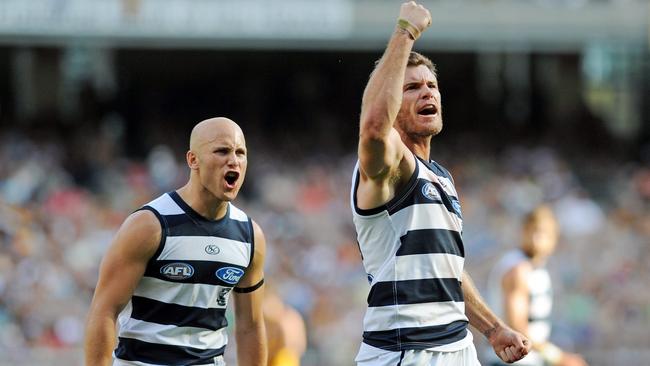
[462, 271, 504, 339]
[84, 312, 118, 366]
[235, 321, 267, 366]
[360, 27, 414, 138]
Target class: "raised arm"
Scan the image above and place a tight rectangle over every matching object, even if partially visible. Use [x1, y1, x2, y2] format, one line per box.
[358, 2, 431, 183]
[84, 210, 161, 366]
[462, 271, 531, 364]
[233, 220, 267, 366]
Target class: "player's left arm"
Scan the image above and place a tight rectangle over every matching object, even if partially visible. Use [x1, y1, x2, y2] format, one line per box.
[233, 220, 267, 366]
[462, 271, 531, 363]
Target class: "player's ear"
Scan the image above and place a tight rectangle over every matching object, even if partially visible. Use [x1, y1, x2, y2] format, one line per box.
[186, 150, 199, 170]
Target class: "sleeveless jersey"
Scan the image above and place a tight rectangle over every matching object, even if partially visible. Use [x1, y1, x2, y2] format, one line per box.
[350, 156, 472, 354]
[487, 250, 553, 365]
[113, 191, 254, 366]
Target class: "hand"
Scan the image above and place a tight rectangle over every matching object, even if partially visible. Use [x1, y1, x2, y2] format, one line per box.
[398, 1, 432, 36]
[488, 324, 531, 363]
[557, 352, 589, 366]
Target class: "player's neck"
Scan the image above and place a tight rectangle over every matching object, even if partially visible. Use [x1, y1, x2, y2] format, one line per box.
[176, 183, 228, 221]
[406, 138, 431, 161]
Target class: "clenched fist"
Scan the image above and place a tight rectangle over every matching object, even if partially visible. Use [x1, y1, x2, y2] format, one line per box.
[397, 1, 432, 40]
[488, 325, 531, 363]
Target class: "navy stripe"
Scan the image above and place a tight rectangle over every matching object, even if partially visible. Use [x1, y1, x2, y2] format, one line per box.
[388, 178, 462, 219]
[131, 296, 228, 330]
[397, 229, 464, 258]
[418, 158, 453, 182]
[529, 316, 550, 322]
[353, 155, 420, 216]
[137, 206, 168, 265]
[115, 337, 225, 365]
[144, 260, 246, 286]
[167, 191, 251, 238]
[367, 278, 464, 307]
[362, 320, 468, 351]
[163, 214, 251, 241]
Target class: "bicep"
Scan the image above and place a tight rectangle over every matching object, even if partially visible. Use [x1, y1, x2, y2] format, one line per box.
[238, 220, 266, 288]
[358, 128, 407, 180]
[90, 211, 161, 316]
[234, 221, 266, 323]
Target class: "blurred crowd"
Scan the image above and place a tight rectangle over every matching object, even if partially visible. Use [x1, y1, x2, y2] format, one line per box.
[0, 123, 647, 365]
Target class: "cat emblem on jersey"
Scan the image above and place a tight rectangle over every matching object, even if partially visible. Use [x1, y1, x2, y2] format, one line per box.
[217, 287, 232, 306]
[421, 182, 440, 201]
[205, 244, 220, 255]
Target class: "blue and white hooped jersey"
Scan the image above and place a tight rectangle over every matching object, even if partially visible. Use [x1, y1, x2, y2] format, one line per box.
[350, 155, 472, 354]
[113, 191, 254, 366]
[487, 250, 553, 365]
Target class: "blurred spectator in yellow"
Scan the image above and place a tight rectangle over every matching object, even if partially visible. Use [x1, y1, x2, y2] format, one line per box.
[264, 285, 307, 366]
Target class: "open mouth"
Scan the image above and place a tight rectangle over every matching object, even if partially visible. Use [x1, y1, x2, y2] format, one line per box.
[224, 171, 239, 186]
[418, 104, 438, 116]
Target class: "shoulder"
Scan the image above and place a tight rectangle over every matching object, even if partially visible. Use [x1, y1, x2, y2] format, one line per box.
[250, 219, 266, 258]
[122, 209, 162, 238]
[251, 220, 266, 245]
[112, 209, 162, 259]
[427, 159, 454, 181]
[502, 261, 533, 291]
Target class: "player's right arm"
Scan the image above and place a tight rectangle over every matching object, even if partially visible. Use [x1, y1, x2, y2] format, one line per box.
[84, 210, 162, 366]
[357, 2, 431, 207]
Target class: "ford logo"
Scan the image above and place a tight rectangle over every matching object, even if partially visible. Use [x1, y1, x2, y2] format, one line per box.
[160, 263, 194, 280]
[216, 267, 244, 285]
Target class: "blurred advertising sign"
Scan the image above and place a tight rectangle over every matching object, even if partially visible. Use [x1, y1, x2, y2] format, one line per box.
[0, 0, 353, 41]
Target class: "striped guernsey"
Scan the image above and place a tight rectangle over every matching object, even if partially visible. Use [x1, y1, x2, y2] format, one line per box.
[351, 155, 472, 353]
[113, 191, 254, 366]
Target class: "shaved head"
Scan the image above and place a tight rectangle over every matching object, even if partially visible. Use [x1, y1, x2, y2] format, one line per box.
[189, 117, 245, 151]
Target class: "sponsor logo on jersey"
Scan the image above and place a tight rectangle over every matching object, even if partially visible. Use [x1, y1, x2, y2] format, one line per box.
[452, 199, 462, 217]
[205, 244, 220, 255]
[421, 182, 440, 201]
[160, 262, 194, 280]
[216, 267, 244, 285]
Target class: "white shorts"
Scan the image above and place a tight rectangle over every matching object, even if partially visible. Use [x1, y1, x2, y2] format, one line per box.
[356, 344, 481, 366]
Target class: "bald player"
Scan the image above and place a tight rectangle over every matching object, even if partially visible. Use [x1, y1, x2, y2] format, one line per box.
[85, 117, 267, 366]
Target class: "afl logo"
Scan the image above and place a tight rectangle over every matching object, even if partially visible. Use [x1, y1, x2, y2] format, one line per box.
[216, 267, 244, 285]
[160, 263, 194, 280]
[205, 244, 220, 255]
[421, 182, 440, 201]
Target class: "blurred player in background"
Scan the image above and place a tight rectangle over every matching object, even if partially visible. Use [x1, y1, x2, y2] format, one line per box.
[350, 1, 530, 365]
[487, 205, 588, 366]
[263, 286, 307, 366]
[84, 117, 267, 366]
